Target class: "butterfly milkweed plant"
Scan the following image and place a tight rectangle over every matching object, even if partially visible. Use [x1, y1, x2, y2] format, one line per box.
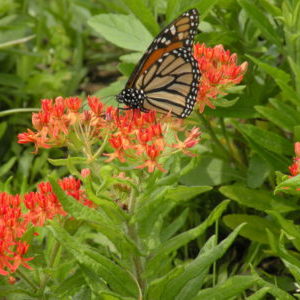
[15, 4, 300, 300]
[3, 42, 247, 298]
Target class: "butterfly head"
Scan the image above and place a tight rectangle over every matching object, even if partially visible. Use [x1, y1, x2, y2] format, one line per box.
[116, 88, 145, 109]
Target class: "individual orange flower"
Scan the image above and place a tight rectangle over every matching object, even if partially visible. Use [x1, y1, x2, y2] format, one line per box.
[193, 43, 248, 113]
[173, 127, 201, 156]
[136, 144, 166, 173]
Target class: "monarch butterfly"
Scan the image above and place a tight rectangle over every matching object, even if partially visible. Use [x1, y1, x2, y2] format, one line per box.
[116, 9, 200, 118]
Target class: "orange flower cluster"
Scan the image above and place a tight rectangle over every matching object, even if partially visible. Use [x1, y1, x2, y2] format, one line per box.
[18, 97, 201, 172]
[289, 142, 300, 176]
[193, 43, 248, 113]
[0, 177, 92, 278]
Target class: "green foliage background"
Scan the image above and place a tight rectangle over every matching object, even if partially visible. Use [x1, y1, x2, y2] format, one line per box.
[1, 0, 300, 299]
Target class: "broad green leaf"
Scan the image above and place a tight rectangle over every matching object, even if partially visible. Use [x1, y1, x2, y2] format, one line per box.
[283, 259, 300, 283]
[180, 156, 240, 186]
[193, 275, 259, 300]
[120, 0, 160, 35]
[247, 55, 290, 83]
[0, 73, 24, 88]
[235, 125, 289, 171]
[48, 157, 87, 166]
[253, 271, 295, 300]
[84, 177, 127, 224]
[255, 105, 296, 132]
[147, 223, 245, 300]
[166, 0, 182, 23]
[269, 98, 300, 124]
[275, 174, 300, 194]
[260, 0, 281, 17]
[0, 122, 7, 139]
[247, 287, 271, 300]
[166, 0, 223, 22]
[247, 154, 270, 188]
[48, 222, 139, 298]
[220, 185, 297, 212]
[223, 214, 280, 244]
[54, 270, 85, 298]
[165, 186, 212, 202]
[267, 210, 300, 251]
[49, 176, 112, 225]
[145, 200, 230, 277]
[247, 55, 300, 105]
[118, 62, 134, 77]
[0, 156, 16, 177]
[119, 52, 142, 64]
[237, 124, 293, 155]
[184, 0, 224, 20]
[238, 0, 281, 47]
[88, 14, 153, 52]
[133, 187, 172, 238]
[161, 208, 189, 241]
[95, 80, 127, 106]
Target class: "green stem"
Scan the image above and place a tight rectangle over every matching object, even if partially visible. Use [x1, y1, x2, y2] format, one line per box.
[16, 268, 39, 291]
[127, 186, 145, 295]
[127, 223, 145, 295]
[92, 133, 109, 161]
[0, 35, 36, 49]
[0, 108, 39, 117]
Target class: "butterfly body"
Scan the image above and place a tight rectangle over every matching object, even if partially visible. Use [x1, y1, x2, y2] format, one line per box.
[117, 9, 200, 118]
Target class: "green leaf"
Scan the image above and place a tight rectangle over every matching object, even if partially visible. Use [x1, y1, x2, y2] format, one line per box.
[166, 0, 223, 22]
[49, 176, 111, 225]
[48, 157, 87, 166]
[220, 185, 297, 213]
[161, 208, 189, 241]
[238, 0, 281, 47]
[223, 214, 280, 244]
[275, 174, 300, 194]
[238, 128, 289, 171]
[88, 13, 153, 52]
[253, 270, 295, 300]
[145, 200, 230, 277]
[193, 275, 259, 300]
[269, 98, 300, 124]
[267, 210, 300, 250]
[0, 122, 7, 139]
[246, 287, 271, 300]
[247, 154, 270, 188]
[236, 124, 293, 155]
[165, 185, 212, 202]
[120, 0, 160, 35]
[48, 222, 139, 298]
[84, 177, 127, 224]
[248, 56, 290, 83]
[147, 223, 245, 300]
[180, 156, 240, 186]
[247, 55, 300, 105]
[0, 156, 16, 177]
[119, 52, 142, 64]
[255, 105, 297, 132]
[49, 176, 137, 256]
[186, 0, 224, 20]
[95, 80, 127, 106]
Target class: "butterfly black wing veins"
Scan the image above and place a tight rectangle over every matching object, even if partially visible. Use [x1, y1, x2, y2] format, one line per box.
[116, 9, 200, 118]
